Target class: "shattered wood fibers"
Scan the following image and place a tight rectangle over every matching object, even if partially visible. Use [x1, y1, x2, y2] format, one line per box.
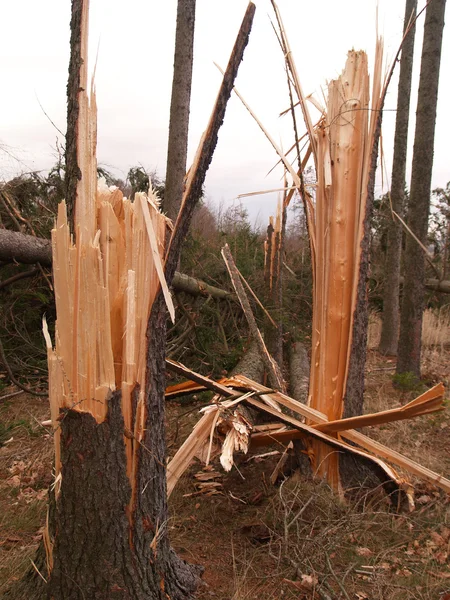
[44, 59, 171, 490]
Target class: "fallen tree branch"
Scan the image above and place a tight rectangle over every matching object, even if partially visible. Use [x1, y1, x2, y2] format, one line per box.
[165, 365, 450, 494]
[0, 267, 39, 290]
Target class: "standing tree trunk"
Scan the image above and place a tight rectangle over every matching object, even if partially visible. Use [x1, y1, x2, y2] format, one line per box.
[397, 0, 447, 378]
[379, 0, 417, 356]
[164, 0, 196, 221]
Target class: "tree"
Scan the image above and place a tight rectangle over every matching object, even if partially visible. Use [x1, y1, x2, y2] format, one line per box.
[379, 0, 417, 356]
[5, 1, 256, 599]
[65, 0, 84, 231]
[432, 182, 450, 279]
[164, 0, 196, 222]
[397, 0, 447, 379]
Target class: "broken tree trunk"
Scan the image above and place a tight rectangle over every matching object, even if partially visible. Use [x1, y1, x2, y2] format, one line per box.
[65, 0, 84, 231]
[10, 2, 256, 599]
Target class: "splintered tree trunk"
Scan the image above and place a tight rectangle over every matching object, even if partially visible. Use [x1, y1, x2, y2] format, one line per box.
[379, 0, 417, 356]
[164, 0, 196, 221]
[397, 0, 447, 378]
[6, 2, 255, 600]
[306, 44, 384, 491]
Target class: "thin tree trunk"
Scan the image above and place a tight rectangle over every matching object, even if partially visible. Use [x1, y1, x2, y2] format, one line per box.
[164, 0, 196, 221]
[65, 0, 84, 232]
[397, 0, 447, 378]
[379, 0, 417, 356]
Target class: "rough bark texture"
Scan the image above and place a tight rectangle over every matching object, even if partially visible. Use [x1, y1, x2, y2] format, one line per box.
[288, 341, 309, 404]
[231, 338, 264, 382]
[65, 0, 83, 232]
[379, 0, 417, 356]
[343, 117, 383, 419]
[166, 3, 256, 272]
[288, 341, 313, 478]
[0, 229, 52, 266]
[164, 0, 196, 222]
[397, 0, 447, 378]
[46, 390, 200, 600]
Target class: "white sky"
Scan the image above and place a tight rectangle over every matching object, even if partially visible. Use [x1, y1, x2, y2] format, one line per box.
[1, 0, 449, 227]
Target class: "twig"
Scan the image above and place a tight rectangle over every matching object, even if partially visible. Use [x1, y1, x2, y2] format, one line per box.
[0, 267, 39, 290]
[0, 336, 48, 396]
[325, 553, 351, 600]
[0, 389, 25, 401]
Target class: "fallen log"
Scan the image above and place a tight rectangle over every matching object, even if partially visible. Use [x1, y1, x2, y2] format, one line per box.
[0, 228, 237, 301]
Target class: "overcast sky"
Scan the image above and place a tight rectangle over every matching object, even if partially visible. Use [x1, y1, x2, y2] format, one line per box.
[1, 0, 449, 227]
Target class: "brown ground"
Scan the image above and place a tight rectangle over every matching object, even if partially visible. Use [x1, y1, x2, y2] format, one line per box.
[1, 349, 450, 599]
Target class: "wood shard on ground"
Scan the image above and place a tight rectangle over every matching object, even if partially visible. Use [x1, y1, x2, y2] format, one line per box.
[165, 365, 449, 496]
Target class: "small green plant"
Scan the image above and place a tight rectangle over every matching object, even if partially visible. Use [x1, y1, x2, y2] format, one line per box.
[392, 371, 424, 392]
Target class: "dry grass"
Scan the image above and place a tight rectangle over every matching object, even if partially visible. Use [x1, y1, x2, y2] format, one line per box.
[260, 478, 450, 600]
[369, 307, 450, 351]
[368, 307, 450, 384]
[1, 317, 450, 599]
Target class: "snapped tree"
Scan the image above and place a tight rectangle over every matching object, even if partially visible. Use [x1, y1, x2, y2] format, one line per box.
[6, 1, 256, 599]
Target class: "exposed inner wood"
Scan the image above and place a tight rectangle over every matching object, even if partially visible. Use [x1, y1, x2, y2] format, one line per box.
[164, 363, 449, 495]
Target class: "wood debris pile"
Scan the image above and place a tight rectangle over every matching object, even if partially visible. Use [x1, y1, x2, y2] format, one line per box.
[166, 359, 450, 505]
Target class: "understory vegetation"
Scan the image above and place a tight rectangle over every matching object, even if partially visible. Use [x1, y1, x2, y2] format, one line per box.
[0, 167, 450, 598]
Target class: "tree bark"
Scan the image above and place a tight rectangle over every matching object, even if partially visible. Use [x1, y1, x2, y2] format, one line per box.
[0, 229, 52, 266]
[379, 0, 417, 356]
[65, 0, 84, 232]
[397, 0, 447, 378]
[6, 3, 256, 600]
[164, 0, 196, 221]
[343, 114, 383, 419]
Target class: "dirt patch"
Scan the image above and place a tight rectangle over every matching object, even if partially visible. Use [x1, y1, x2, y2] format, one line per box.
[0, 393, 52, 593]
